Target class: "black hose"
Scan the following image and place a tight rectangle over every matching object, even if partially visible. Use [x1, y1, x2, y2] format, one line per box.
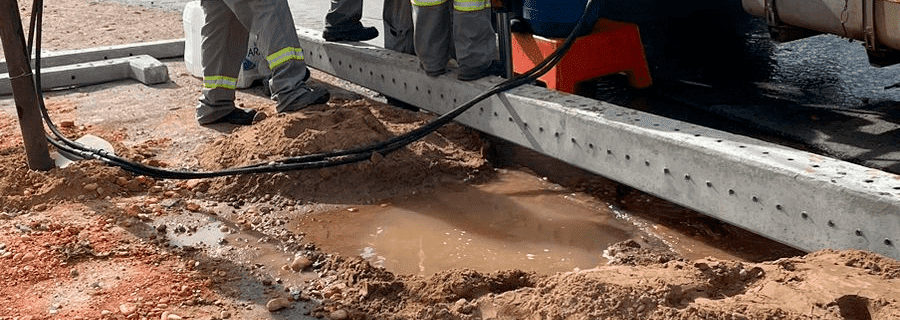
[25, 0, 41, 58]
[33, 0, 602, 179]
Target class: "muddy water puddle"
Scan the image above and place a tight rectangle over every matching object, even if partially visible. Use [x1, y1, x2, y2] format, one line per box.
[168, 217, 226, 248]
[161, 167, 798, 279]
[295, 169, 663, 276]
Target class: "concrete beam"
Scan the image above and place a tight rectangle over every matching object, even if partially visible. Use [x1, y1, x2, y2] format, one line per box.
[0, 39, 184, 74]
[293, 27, 900, 260]
[0, 55, 169, 95]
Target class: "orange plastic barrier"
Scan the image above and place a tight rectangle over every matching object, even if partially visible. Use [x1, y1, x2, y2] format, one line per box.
[511, 19, 652, 94]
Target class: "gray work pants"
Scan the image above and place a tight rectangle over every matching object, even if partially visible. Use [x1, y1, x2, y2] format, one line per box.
[324, 0, 414, 54]
[197, 0, 310, 124]
[412, 0, 496, 75]
[383, 0, 414, 54]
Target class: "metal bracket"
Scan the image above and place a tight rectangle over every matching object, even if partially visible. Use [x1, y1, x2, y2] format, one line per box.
[764, 0, 780, 26]
[860, 0, 900, 67]
[763, 0, 820, 43]
[495, 10, 514, 79]
[863, 0, 878, 51]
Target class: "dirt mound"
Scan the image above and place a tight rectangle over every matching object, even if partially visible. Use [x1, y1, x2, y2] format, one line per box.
[0, 151, 151, 213]
[297, 246, 900, 320]
[196, 98, 491, 202]
[0, 97, 489, 210]
[824, 249, 900, 279]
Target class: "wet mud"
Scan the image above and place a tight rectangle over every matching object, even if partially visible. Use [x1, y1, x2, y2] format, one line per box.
[296, 169, 655, 276]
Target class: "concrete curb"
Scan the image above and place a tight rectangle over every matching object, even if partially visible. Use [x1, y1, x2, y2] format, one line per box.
[0, 55, 169, 95]
[0, 39, 184, 74]
[0, 39, 182, 96]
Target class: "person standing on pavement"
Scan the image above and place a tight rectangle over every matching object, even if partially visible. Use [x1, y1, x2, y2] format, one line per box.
[412, 0, 501, 81]
[197, 0, 330, 126]
[323, 0, 415, 55]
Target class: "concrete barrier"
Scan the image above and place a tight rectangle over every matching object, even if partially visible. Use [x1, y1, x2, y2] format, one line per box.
[0, 39, 183, 74]
[0, 55, 169, 95]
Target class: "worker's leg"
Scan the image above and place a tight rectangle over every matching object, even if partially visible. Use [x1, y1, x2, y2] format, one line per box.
[224, 0, 329, 112]
[412, 0, 452, 76]
[383, 0, 415, 54]
[324, 0, 379, 41]
[197, 0, 253, 125]
[453, 0, 499, 80]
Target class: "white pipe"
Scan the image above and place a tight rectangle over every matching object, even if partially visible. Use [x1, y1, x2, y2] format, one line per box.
[742, 0, 900, 51]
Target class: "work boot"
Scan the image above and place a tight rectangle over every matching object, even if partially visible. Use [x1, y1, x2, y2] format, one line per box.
[278, 85, 331, 113]
[323, 27, 379, 42]
[425, 68, 447, 77]
[262, 69, 311, 97]
[420, 62, 447, 78]
[210, 108, 266, 126]
[458, 60, 505, 81]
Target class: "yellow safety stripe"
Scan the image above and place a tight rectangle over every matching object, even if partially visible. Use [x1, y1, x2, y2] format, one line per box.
[454, 0, 490, 11]
[203, 75, 237, 90]
[266, 47, 304, 69]
[411, 0, 448, 7]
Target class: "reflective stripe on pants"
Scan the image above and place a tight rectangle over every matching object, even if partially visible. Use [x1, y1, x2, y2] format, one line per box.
[266, 47, 304, 70]
[411, 0, 448, 6]
[203, 75, 238, 90]
[453, 0, 490, 11]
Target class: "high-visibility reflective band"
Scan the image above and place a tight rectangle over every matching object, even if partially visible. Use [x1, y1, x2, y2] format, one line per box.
[203, 75, 238, 90]
[267, 47, 304, 69]
[453, 0, 490, 11]
[411, 0, 448, 7]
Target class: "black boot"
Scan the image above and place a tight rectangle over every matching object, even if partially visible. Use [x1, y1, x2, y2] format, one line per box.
[214, 108, 266, 126]
[323, 27, 379, 42]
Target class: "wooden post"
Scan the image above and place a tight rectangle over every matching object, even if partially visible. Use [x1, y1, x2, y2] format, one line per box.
[0, 0, 54, 170]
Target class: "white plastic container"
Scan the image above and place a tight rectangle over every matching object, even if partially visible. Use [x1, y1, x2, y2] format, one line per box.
[182, 1, 270, 89]
[182, 1, 204, 77]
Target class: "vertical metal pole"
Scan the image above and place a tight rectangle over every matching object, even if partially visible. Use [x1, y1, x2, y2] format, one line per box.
[0, 0, 54, 170]
[496, 10, 514, 79]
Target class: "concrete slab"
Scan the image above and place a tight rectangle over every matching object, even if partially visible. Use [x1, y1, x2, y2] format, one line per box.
[0, 55, 169, 96]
